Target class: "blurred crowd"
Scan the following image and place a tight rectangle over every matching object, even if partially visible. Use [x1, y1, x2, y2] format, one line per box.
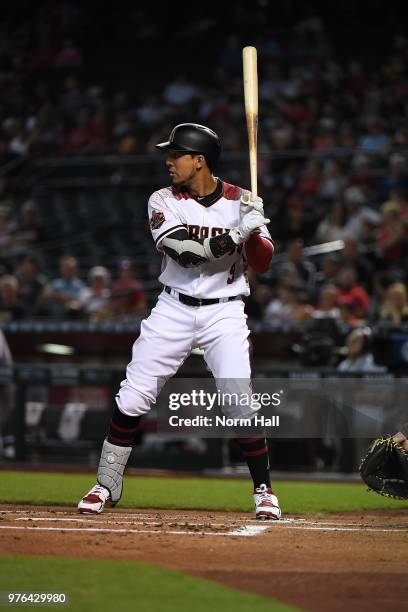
[0, 188, 407, 330]
[0, 251, 146, 323]
[1, 3, 407, 159]
[0, 1, 408, 332]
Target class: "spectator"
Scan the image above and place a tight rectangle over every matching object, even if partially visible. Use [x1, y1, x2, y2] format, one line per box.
[109, 257, 146, 319]
[15, 254, 46, 314]
[0, 206, 16, 257]
[337, 327, 385, 372]
[379, 282, 408, 325]
[278, 238, 317, 296]
[315, 200, 350, 243]
[12, 200, 44, 255]
[314, 283, 340, 319]
[367, 271, 397, 322]
[336, 266, 371, 320]
[313, 118, 336, 151]
[316, 253, 342, 289]
[0, 275, 27, 321]
[163, 75, 197, 106]
[269, 117, 294, 149]
[343, 187, 382, 240]
[347, 154, 377, 195]
[359, 219, 381, 269]
[296, 158, 321, 198]
[379, 154, 408, 201]
[378, 200, 406, 265]
[264, 282, 296, 325]
[80, 266, 111, 321]
[358, 118, 389, 154]
[265, 281, 314, 325]
[39, 256, 85, 318]
[338, 121, 357, 148]
[338, 294, 366, 327]
[319, 159, 347, 200]
[338, 238, 374, 290]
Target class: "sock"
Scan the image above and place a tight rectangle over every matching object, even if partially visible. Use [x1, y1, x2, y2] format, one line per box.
[236, 436, 271, 489]
[107, 404, 141, 447]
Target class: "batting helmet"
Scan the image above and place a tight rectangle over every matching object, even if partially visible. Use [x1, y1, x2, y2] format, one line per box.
[155, 123, 221, 170]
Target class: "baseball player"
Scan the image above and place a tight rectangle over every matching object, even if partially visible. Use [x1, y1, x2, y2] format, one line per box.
[78, 123, 281, 520]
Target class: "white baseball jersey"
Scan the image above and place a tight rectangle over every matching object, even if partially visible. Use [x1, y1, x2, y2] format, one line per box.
[148, 181, 272, 299]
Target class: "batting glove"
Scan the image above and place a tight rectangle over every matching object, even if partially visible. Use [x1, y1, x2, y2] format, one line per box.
[230, 209, 270, 245]
[240, 191, 265, 218]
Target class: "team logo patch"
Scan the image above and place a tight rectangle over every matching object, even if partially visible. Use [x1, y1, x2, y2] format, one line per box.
[150, 211, 165, 230]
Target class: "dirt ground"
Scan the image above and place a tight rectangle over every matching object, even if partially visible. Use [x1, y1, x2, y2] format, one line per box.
[1, 505, 408, 611]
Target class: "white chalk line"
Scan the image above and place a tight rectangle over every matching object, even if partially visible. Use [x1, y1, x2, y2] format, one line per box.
[1, 520, 407, 535]
[295, 526, 408, 532]
[1, 511, 301, 522]
[2, 513, 407, 533]
[14, 517, 260, 530]
[10, 516, 408, 531]
[0, 524, 269, 538]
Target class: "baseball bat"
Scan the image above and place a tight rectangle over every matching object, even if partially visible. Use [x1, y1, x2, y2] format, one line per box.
[243, 46, 258, 197]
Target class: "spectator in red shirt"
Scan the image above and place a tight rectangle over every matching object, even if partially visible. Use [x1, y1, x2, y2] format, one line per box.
[336, 266, 370, 320]
[110, 258, 146, 317]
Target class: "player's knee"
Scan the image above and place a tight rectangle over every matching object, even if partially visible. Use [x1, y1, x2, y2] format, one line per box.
[116, 386, 152, 417]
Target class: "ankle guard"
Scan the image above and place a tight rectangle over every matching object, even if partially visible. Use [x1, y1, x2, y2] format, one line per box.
[97, 439, 132, 503]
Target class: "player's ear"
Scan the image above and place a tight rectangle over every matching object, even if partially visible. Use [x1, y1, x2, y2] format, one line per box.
[194, 154, 205, 169]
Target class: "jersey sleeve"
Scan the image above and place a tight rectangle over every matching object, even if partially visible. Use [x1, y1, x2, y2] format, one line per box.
[148, 190, 187, 250]
[244, 224, 274, 273]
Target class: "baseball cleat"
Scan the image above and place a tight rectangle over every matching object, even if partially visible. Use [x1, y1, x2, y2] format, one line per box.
[78, 484, 111, 514]
[254, 484, 281, 520]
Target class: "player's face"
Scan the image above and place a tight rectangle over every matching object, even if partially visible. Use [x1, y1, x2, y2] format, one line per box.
[166, 151, 200, 186]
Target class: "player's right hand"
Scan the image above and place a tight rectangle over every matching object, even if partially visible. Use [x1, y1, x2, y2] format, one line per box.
[230, 209, 270, 244]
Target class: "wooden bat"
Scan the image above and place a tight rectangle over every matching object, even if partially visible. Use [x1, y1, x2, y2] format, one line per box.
[242, 46, 258, 197]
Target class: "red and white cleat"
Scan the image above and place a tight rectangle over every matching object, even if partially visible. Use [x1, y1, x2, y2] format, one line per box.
[78, 484, 111, 514]
[254, 484, 281, 520]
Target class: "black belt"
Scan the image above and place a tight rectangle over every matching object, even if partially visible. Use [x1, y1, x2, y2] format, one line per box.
[164, 286, 240, 307]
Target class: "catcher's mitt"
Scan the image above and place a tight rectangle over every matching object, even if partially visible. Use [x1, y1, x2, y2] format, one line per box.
[359, 437, 408, 499]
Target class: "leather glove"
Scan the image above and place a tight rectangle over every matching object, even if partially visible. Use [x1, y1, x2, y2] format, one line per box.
[240, 191, 265, 218]
[360, 435, 408, 499]
[230, 209, 270, 245]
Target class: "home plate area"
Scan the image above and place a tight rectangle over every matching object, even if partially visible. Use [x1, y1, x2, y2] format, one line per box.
[1, 507, 408, 536]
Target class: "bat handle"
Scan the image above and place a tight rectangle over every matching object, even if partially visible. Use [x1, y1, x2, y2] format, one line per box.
[250, 154, 257, 198]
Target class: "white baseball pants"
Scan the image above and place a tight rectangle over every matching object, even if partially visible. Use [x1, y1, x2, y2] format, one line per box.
[116, 290, 251, 418]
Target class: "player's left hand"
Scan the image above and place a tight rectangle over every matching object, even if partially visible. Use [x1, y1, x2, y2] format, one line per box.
[230, 209, 270, 245]
[240, 192, 264, 217]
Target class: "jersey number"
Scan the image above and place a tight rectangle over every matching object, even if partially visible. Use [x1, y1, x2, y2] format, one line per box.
[227, 263, 236, 284]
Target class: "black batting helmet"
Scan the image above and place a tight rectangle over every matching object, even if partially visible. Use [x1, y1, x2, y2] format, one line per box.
[155, 123, 221, 170]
